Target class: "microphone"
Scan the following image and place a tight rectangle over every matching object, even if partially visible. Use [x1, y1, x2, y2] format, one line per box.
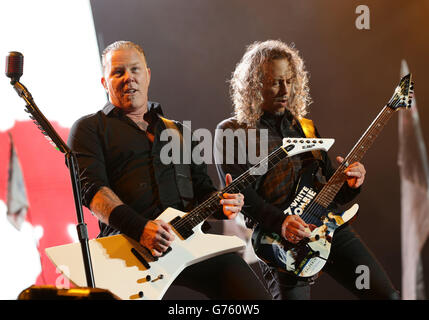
[5, 51, 24, 83]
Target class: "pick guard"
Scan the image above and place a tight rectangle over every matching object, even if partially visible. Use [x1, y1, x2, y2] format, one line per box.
[253, 203, 359, 277]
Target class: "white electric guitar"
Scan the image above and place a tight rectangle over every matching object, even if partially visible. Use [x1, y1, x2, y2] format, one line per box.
[46, 138, 334, 300]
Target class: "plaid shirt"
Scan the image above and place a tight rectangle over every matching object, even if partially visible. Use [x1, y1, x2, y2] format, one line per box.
[215, 111, 359, 233]
[255, 112, 322, 207]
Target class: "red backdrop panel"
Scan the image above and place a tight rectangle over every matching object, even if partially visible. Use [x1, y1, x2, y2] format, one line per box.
[0, 120, 99, 286]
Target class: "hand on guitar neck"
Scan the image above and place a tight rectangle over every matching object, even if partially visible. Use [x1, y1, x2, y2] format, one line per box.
[336, 156, 366, 189]
[220, 173, 245, 220]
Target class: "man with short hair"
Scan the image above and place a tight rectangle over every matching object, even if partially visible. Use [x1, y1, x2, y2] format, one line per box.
[68, 40, 270, 299]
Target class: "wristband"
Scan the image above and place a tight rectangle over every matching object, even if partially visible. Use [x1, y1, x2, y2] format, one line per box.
[108, 204, 148, 242]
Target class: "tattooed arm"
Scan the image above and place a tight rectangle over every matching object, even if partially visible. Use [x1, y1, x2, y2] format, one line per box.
[89, 186, 124, 224]
[89, 186, 174, 257]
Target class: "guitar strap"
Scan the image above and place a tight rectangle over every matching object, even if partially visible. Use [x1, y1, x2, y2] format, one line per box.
[298, 117, 322, 160]
[158, 116, 195, 210]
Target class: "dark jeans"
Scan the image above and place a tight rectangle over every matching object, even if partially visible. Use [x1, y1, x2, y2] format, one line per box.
[259, 224, 400, 300]
[163, 252, 271, 300]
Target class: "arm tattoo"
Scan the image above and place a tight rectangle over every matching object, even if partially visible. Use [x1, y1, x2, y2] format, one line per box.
[90, 186, 123, 224]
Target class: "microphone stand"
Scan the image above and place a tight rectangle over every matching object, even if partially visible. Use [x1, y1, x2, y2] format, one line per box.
[9, 79, 96, 288]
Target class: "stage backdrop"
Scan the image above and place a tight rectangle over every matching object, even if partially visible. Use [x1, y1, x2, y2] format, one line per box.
[0, 0, 106, 298]
[0, 0, 428, 300]
[88, 0, 429, 300]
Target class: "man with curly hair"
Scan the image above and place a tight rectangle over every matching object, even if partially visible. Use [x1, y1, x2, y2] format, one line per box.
[214, 40, 399, 299]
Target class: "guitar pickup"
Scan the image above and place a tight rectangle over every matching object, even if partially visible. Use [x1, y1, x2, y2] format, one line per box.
[162, 246, 172, 256]
[169, 216, 194, 240]
[131, 248, 151, 269]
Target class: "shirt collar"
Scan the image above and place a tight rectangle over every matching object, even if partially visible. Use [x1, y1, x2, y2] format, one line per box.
[101, 101, 164, 116]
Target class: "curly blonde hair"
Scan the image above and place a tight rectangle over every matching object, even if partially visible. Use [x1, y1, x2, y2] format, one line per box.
[230, 40, 312, 126]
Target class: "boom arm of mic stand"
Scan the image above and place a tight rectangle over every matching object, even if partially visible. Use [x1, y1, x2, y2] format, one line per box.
[11, 80, 96, 288]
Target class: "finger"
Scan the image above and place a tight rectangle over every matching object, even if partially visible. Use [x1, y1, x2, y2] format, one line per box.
[151, 248, 163, 257]
[225, 212, 238, 220]
[288, 222, 308, 234]
[158, 221, 175, 241]
[153, 238, 171, 251]
[222, 193, 244, 200]
[223, 206, 241, 213]
[222, 193, 235, 199]
[294, 215, 308, 224]
[345, 170, 363, 178]
[154, 240, 170, 252]
[289, 216, 309, 229]
[221, 198, 243, 206]
[336, 156, 344, 164]
[281, 215, 305, 239]
[288, 217, 311, 236]
[293, 228, 311, 238]
[287, 222, 311, 236]
[345, 169, 364, 184]
[347, 178, 364, 188]
[157, 232, 174, 246]
[286, 233, 300, 244]
[225, 173, 233, 186]
[345, 162, 366, 173]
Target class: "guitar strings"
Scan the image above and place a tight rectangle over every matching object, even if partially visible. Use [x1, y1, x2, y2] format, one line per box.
[172, 147, 286, 231]
[299, 99, 401, 225]
[172, 146, 288, 232]
[174, 98, 400, 232]
[172, 93, 405, 233]
[177, 95, 403, 232]
[300, 105, 394, 224]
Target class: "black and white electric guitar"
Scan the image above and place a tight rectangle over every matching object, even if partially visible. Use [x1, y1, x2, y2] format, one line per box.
[46, 138, 334, 300]
[251, 74, 414, 278]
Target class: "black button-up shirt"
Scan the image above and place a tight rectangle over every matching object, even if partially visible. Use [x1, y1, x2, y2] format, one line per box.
[68, 101, 218, 238]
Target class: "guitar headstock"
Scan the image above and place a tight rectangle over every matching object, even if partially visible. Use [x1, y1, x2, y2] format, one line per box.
[281, 138, 335, 157]
[387, 73, 414, 110]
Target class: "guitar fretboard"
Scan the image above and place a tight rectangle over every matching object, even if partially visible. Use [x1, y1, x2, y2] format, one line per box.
[314, 105, 395, 208]
[171, 145, 292, 235]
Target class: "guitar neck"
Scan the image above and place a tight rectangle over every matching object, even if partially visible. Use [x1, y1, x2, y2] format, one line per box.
[314, 105, 396, 208]
[173, 146, 290, 231]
